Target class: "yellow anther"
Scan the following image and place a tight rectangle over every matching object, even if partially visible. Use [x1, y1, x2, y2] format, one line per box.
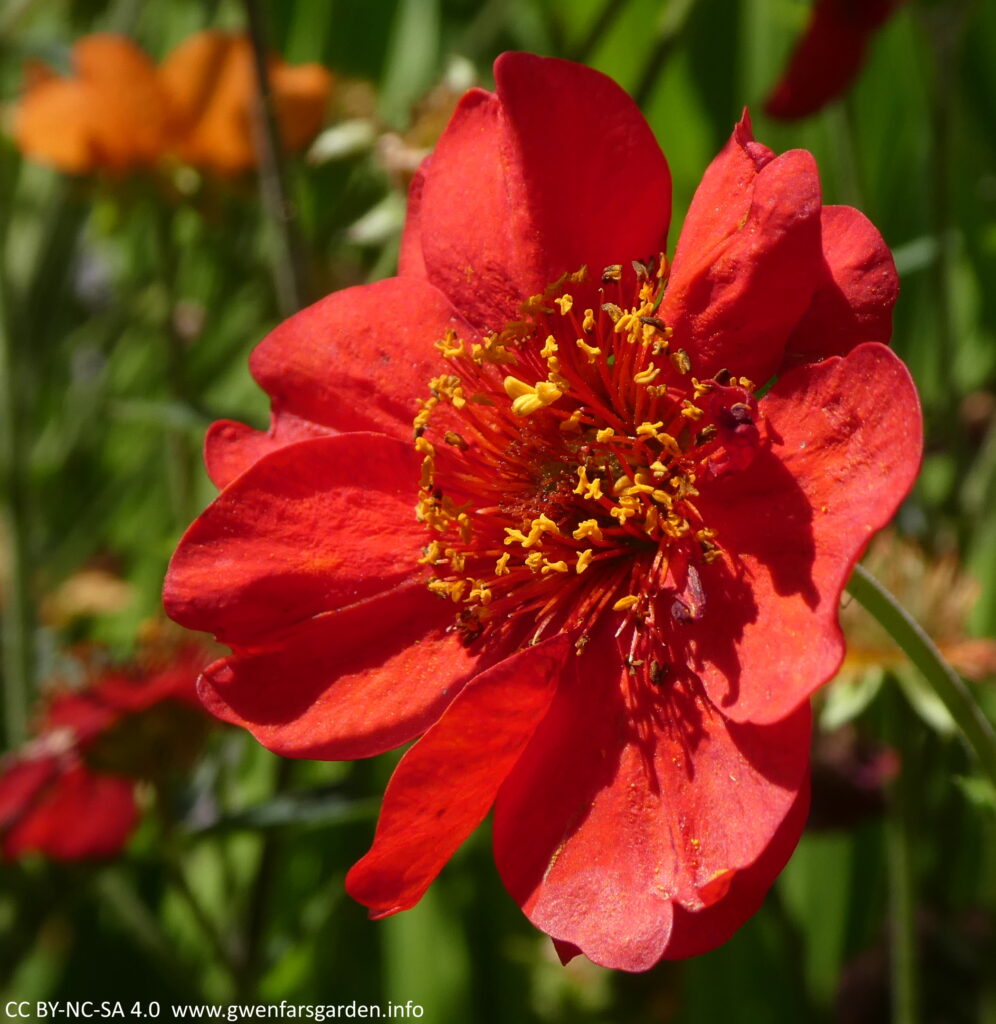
[415, 437, 435, 457]
[612, 473, 634, 495]
[696, 527, 718, 542]
[613, 595, 640, 612]
[434, 329, 466, 358]
[531, 514, 560, 537]
[670, 349, 692, 375]
[582, 309, 596, 333]
[575, 549, 594, 574]
[525, 551, 544, 573]
[595, 427, 615, 443]
[646, 384, 668, 398]
[468, 581, 493, 605]
[658, 433, 681, 455]
[443, 430, 468, 449]
[614, 311, 637, 335]
[572, 519, 604, 542]
[634, 365, 661, 385]
[503, 376, 563, 417]
[644, 507, 660, 535]
[692, 377, 713, 399]
[457, 513, 473, 544]
[651, 489, 673, 505]
[739, 377, 755, 390]
[444, 548, 467, 573]
[541, 560, 569, 574]
[584, 477, 603, 501]
[601, 264, 622, 282]
[540, 335, 558, 359]
[428, 579, 467, 602]
[504, 528, 532, 547]
[636, 421, 663, 437]
[559, 407, 584, 433]
[650, 460, 668, 477]
[555, 294, 573, 315]
[601, 303, 623, 323]
[680, 401, 704, 421]
[419, 541, 444, 565]
[495, 552, 511, 576]
[576, 338, 602, 362]
[610, 504, 637, 524]
[574, 466, 591, 496]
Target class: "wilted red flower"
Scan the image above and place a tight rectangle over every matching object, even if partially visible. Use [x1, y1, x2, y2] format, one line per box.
[165, 54, 922, 970]
[765, 0, 905, 120]
[0, 645, 209, 860]
[13, 31, 332, 176]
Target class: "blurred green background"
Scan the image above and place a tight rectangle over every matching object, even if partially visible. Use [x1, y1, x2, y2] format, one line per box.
[1, 0, 995, 1020]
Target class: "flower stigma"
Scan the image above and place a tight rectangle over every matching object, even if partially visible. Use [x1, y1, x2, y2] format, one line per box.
[414, 259, 762, 688]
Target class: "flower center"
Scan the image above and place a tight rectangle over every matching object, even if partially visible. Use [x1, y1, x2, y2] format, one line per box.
[414, 258, 761, 681]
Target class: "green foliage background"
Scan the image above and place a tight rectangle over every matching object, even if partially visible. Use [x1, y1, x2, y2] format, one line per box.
[1, 0, 995, 1020]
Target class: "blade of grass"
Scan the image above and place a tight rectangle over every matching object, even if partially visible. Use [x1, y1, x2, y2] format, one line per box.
[847, 564, 996, 790]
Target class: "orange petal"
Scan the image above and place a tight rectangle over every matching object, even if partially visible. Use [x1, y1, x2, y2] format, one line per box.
[14, 34, 169, 174]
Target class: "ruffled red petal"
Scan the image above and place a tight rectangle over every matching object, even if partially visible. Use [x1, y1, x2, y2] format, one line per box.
[248, 277, 470, 443]
[345, 634, 568, 915]
[492, 631, 811, 971]
[165, 434, 424, 647]
[0, 757, 57, 834]
[660, 114, 823, 384]
[692, 342, 922, 724]
[663, 783, 811, 958]
[196, 581, 479, 759]
[781, 205, 898, 366]
[204, 414, 335, 489]
[3, 761, 136, 860]
[417, 54, 671, 330]
[398, 161, 429, 280]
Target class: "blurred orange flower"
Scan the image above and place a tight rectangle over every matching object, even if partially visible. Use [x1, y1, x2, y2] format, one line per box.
[13, 31, 333, 176]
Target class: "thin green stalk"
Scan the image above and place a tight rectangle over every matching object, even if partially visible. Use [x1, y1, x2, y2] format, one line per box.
[847, 564, 996, 789]
[570, 0, 630, 63]
[96, 868, 205, 998]
[632, 0, 700, 108]
[0, 196, 34, 748]
[236, 755, 294, 1000]
[885, 686, 920, 1024]
[243, 0, 312, 317]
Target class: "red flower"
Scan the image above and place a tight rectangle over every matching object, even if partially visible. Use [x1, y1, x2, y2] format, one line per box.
[765, 0, 905, 120]
[165, 54, 922, 970]
[0, 645, 208, 860]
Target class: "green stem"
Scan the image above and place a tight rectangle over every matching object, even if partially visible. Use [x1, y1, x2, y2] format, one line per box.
[885, 685, 920, 1024]
[847, 564, 996, 788]
[242, 0, 312, 317]
[96, 868, 205, 998]
[632, 0, 699, 108]
[0, 184, 34, 748]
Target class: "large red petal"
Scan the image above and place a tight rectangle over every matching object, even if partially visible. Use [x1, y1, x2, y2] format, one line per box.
[493, 632, 811, 971]
[196, 580, 480, 759]
[660, 116, 823, 384]
[345, 634, 568, 915]
[692, 342, 922, 724]
[248, 277, 471, 443]
[781, 205, 898, 366]
[165, 434, 424, 648]
[418, 54, 671, 330]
